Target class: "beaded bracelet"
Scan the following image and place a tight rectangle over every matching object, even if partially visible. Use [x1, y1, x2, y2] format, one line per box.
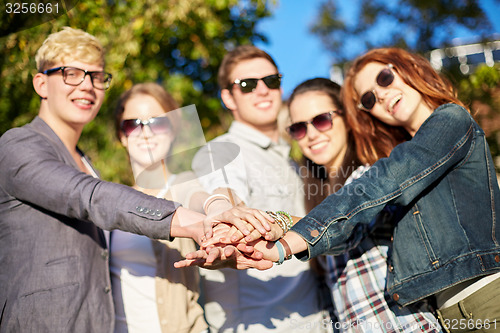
[276, 211, 293, 229]
[266, 211, 289, 234]
[266, 210, 293, 235]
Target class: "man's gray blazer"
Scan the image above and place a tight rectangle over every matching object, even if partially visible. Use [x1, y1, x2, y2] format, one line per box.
[0, 117, 179, 332]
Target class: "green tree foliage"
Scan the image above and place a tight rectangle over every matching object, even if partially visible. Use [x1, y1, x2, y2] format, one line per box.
[311, 0, 496, 59]
[0, 0, 274, 184]
[454, 63, 500, 162]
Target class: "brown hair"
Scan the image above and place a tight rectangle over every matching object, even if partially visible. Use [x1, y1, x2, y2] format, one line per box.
[342, 47, 467, 165]
[114, 83, 180, 140]
[288, 78, 362, 212]
[217, 45, 279, 90]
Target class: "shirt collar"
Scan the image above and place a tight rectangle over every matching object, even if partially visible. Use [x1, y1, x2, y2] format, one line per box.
[228, 121, 291, 157]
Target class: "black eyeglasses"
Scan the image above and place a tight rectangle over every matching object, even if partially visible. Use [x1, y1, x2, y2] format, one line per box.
[286, 110, 341, 140]
[228, 74, 282, 93]
[121, 116, 172, 137]
[358, 64, 394, 111]
[42, 66, 112, 90]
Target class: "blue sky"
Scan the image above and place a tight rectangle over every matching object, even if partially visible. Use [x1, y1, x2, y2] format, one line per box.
[254, 0, 500, 99]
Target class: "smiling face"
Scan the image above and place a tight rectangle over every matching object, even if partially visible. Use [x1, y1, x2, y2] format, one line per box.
[289, 91, 348, 172]
[221, 57, 282, 132]
[35, 61, 106, 133]
[354, 62, 432, 136]
[120, 94, 173, 171]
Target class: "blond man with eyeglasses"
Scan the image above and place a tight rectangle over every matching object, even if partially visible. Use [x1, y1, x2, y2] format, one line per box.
[0, 27, 217, 332]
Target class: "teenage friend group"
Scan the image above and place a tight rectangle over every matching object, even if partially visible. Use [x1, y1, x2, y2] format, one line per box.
[1, 27, 499, 333]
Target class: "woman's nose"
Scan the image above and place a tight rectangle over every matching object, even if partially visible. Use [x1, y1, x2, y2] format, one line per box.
[306, 123, 321, 139]
[139, 124, 154, 138]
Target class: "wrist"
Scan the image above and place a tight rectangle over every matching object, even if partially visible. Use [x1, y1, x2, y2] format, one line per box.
[205, 199, 233, 217]
[279, 238, 292, 260]
[171, 207, 205, 245]
[275, 240, 285, 264]
[204, 194, 231, 214]
[274, 238, 292, 265]
[266, 210, 293, 235]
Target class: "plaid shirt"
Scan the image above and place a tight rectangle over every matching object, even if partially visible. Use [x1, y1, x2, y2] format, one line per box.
[324, 166, 443, 333]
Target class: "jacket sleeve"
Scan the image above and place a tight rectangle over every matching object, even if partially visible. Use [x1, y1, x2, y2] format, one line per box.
[0, 128, 178, 240]
[291, 103, 476, 258]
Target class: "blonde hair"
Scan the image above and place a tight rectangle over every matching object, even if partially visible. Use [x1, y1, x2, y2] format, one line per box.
[35, 27, 105, 72]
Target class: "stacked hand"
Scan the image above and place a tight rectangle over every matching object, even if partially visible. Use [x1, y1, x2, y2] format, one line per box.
[175, 206, 283, 270]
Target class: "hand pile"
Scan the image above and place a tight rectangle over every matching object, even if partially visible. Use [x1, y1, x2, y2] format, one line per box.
[174, 206, 283, 270]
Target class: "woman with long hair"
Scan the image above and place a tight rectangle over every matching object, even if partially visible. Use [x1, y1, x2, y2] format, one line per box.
[111, 83, 208, 333]
[287, 77, 439, 332]
[268, 48, 500, 333]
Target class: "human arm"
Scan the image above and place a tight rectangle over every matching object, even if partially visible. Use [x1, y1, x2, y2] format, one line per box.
[0, 125, 184, 241]
[173, 243, 274, 270]
[166, 172, 273, 239]
[174, 223, 274, 270]
[170, 206, 207, 245]
[291, 103, 477, 258]
[202, 210, 300, 247]
[175, 229, 308, 270]
[176, 102, 478, 266]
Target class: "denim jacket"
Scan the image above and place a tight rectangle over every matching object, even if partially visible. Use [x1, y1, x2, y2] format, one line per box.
[292, 103, 500, 306]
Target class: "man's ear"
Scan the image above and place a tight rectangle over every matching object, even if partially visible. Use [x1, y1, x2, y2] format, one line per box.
[33, 73, 48, 99]
[220, 88, 236, 112]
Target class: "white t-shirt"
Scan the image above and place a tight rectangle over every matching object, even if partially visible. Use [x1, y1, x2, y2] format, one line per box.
[110, 230, 161, 333]
[109, 179, 175, 333]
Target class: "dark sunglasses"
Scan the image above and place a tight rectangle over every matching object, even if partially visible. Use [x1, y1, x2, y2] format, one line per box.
[286, 110, 341, 140]
[358, 64, 394, 111]
[228, 74, 282, 93]
[121, 116, 171, 137]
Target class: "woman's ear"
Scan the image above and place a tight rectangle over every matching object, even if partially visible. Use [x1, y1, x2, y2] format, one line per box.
[220, 88, 236, 112]
[120, 133, 128, 148]
[33, 73, 48, 99]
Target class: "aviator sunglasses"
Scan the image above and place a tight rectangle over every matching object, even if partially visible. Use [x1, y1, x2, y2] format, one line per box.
[358, 64, 395, 111]
[286, 110, 341, 140]
[121, 116, 171, 137]
[228, 74, 282, 93]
